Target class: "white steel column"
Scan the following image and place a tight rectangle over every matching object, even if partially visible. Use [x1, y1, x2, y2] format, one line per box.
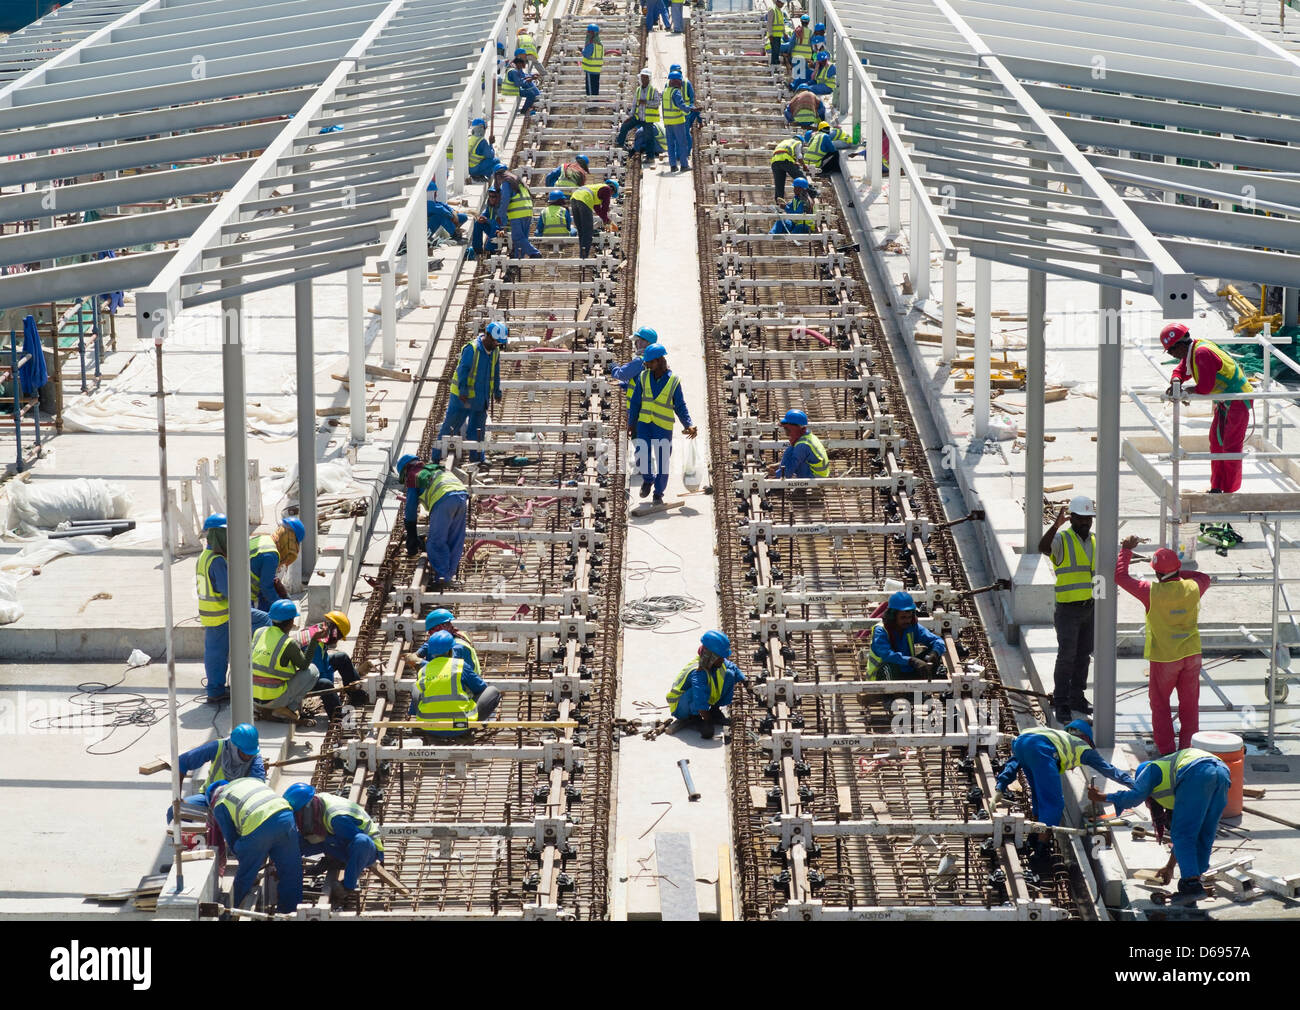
[450, 113, 467, 198]
[1094, 280, 1123, 749]
[910, 194, 930, 301]
[222, 270, 253, 727]
[868, 106, 882, 194]
[887, 136, 901, 233]
[407, 200, 429, 301]
[1024, 269, 1046, 553]
[347, 266, 367, 444]
[941, 252, 957, 362]
[381, 267, 397, 367]
[294, 279, 317, 571]
[973, 256, 991, 440]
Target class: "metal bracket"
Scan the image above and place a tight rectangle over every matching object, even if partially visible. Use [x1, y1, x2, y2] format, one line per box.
[774, 813, 816, 852]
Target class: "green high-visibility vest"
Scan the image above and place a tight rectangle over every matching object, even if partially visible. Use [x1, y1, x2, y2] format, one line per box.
[216, 778, 289, 838]
[555, 163, 586, 193]
[666, 660, 723, 711]
[635, 84, 662, 123]
[319, 793, 385, 853]
[866, 623, 921, 680]
[1020, 726, 1090, 772]
[1149, 748, 1219, 809]
[570, 184, 602, 210]
[581, 40, 604, 74]
[449, 338, 499, 401]
[196, 549, 228, 627]
[500, 69, 521, 97]
[769, 5, 786, 37]
[506, 180, 533, 220]
[792, 28, 814, 61]
[517, 33, 538, 58]
[661, 84, 686, 126]
[248, 534, 278, 604]
[416, 656, 477, 726]
[419, 468, 467, 511]
[467, 135, 489, 171]
[251, 625, 296, 705]
[538, 204, 570, 235]
[797, 432, 829, 477]
[771, 138, 802, 165]
[1053, 528, 1095, 604]
[636, 370, 680, 429]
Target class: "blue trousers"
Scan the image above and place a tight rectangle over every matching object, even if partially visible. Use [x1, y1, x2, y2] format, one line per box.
[203, 609, 270, 698]
[770, 220, 811, 235]
[520, 90, 538, 115]
[427, 202, 467, 238]
[427, 490, 469, 580]
[1171, 760, 1230, 879]
[645, 0, 665, 29]
[666, 123, 691, 168]
[302, 834, 383, 891]
[470, 219, 498, 259]
[1012, 734, 1066, 827]
[166, 792, 209, 824]
[510, 217, 540, 258]
[232, 809, 302, 913]
[468, 165, 496, 180]
[670, 2, 683, 30]
[807, 82, 833, 95]
[633, 423, 673, 496]
[435, 397, 489, 462]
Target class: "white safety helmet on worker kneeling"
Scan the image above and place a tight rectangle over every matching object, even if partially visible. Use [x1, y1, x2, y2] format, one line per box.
[1068, 495, 1096, 517]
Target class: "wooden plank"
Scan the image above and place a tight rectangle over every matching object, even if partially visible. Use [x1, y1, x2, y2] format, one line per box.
[138, 755, 169, 775]
[365, 363, 411, 381]
[749, 785, 769, 811]
[369, 860, 412, 897]
[716, 844, 735, 922]
[1044, 482, 1075, 494]
[655, 832, 700, 921]
[836, 786, 854, 817]
[316, 404, 380, 416]
[1182, 491, 1300, 517]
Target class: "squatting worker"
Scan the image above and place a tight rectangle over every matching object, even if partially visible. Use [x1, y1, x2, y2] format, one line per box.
[284, 783, 384, 901]
[1039, 495, 1097, 725]
[667, 631, 748, 739]
[410, 630, 500, 733]
[626, 343, 698, 505]
[766, 408, 828, 478]
[865, 590, 946, 680]
[207, 777, 302, 914]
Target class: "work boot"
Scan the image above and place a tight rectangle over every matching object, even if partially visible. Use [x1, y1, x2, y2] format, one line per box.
[699, 718, 716, 740]
[1053, 707, 1072, 725]
[653, 494, 664, 505]
[1172, 877, 1206, 905]
[709, 705, 731, 726]
[1070, 697, 1093, 716]
[639, 481, 653, 498]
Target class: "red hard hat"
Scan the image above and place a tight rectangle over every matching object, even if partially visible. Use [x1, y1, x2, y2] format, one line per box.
[1159, 323, 1191, 351]
[1151, 548, 1181, 574]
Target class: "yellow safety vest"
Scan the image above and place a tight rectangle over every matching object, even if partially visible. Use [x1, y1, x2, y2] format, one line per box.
[661, 84, 686, 126]
[467, 135, 489, 172]
[419, 468, 467, 511]
[581, 40, 604, 74]
[636, 370, 680, 429]
[416, 656, 478, 726]
[555, 163, 586, 194]
[538, 204, 569, 235]
[500, 69, 519, 97]
[1053, 528, 1095, 604]
[790, 96, 819, 126]
[453, 632, 481, 679]
[216, 777, 289, 838]
[1188, 339, 1252, 397]
[815, 63, 835, 88]
[1020, 726, 1090, 772]
[319, 793, 385, 853]
[796, 433, 829, 476]
[449, 338, 499, 401]
[771, 138, 802, 165]
[1146, 577, 1203, 663]
[1149, 748, 1219, 809]
[517, 33, 538, 58]
[666, 660, 724, 711]
[201, 738, 257, 794]
[251, 625, 297, 704]
[248, 534, 278, 604]
[866, 622, 922, 680]
[792, 27, 814, 61]
[506, 179, 532, 220]
[783, 195, 815, 231]
[196, 549, 228, 627]
[570, 184, 601, 210]
[769, 5, 786, 38]
[635, 84, 662, 123]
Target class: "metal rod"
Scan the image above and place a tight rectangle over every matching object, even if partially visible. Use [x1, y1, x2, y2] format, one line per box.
[678, 758, 700, 801]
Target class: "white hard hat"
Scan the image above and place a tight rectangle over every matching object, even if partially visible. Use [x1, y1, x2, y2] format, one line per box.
[1069, 495, 1096, 517]
[640, 66, 652, 76]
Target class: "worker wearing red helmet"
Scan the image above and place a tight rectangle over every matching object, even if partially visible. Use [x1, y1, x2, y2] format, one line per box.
[1115, 535, 1211, 754]
[1160, 323, 1253, 495]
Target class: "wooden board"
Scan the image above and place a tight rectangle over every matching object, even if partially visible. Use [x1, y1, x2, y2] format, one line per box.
[138, 756, 169, 775]
[836, 786, 854, 817]
[749, 785, 769, 811]
[630, 499, 683, 517]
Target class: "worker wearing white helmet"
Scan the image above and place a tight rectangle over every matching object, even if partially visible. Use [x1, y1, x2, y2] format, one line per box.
[616, 68, 661, 152]
[1038, 495, 1097, 725]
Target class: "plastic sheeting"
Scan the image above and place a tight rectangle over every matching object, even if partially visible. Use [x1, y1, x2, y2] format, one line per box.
[3, 478, 132, 536]
[0, 572, 22, 625]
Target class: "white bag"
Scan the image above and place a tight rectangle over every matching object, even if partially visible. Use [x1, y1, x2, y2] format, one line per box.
[682, 438, 703, 491]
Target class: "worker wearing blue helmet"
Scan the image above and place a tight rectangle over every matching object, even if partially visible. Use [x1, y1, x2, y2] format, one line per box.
[537, 188, 574, 237]
[667, 65, 700, 130]
[207, 777, 302, 913]
[865, 591, 947, 681]
[250, 598, 329, 725]
[767, 408, 829, 478]
[434, 320, 507, 465]
[394, 452, 470, 590]
[661, 69, 694, 172]
[196, 513, 271, 704]
[409, 607, 481, 680]
[610, 325, 657, 408]
[628, 343, 697, 503]
[581, 24, 603, 96]
[410, 630, 500, 733]
[285, 783, 384, 899]
[545, 153, 590, 195]
[248, 517, 305, 612]
[425, 177, 469, 243]
[466, 117, 497, 180]
[165, 722, 265, 822]
[770, 176, 816, 235]
[667, 631, 748, 739]
[807, 49, 837, 96]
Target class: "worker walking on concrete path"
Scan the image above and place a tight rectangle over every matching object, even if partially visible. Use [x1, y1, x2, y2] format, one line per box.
[493, 164, 541, 259]
[784, 84, 826, 129]
[1039, 495, 1097, 724]
[662, 69, 694, 172]
[544, 153, 589, 195]
[468, 186, 501, 261]
[627, 343, 698, 504]
[669, 0, 686, 33]
[994, 720, 1135, 862]
[581, 24, 603, 96]
[1092, 748, 1229, 905]
[207, 777, 303, 913]
[611, 326, 656, 407]
[766, 408, 829, 478]
[537, 189, 574, 237]
[769, 177, 816, 234]
[296, 610, 367, 721]
[865, 590, 946, 680]
[248, 517, 304, 612]
[284, 783, 384, 901]
[765, 0, 788, 66]
[252, 599, 326, 725]
[410, 631, 501, 733]
[617, 68, 660, 150]
[569, 180, 618, 258]
[807, 50, 836, 95]
[433, 320, 507, 464]
[409, 607, 482, 679]
[1116, 536, 1210, 753]
[770, 136, 808, 201]
[501, 52, 540, 116]
[196, 513, 271, 704]
[667, 630, 748, 739]
[166, 722, 264, 821]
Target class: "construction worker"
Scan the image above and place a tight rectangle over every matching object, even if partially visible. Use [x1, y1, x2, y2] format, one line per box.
[662, 69, 694, 172]
[493, 164, 540, 259]
[248, 517, 304, 612]
[617, 68, 660, 149]
[804, 121, 849, 176]
[767, 408, 829, 478]
[811, 21, 827, 53]
[627, 343, 698, 504]
[515, 27, 543, 78]
[669, 0, 686, 31]
[667, 631, 747, 739]
[866, 590, 946, 680]
[1091, 749, 1229, 905]
[632, 120, 666, 165]
[544, 153, 590, 194]
[207, 777, 303, 913]
[1116, 536, 1210, 754]
[296, 610, 367, 721]
[1161, 323, 1252, 548]
[770, 135, 808, 201]
[645, 0, 667, 32]
[409, 607, 481, 679]
[284, 783, 383, 900]
[569, 179, 618, 258]
[196, 513, 270, 704]
[469, 185, 502, 261]
[765, 0, 787, 66]
[410, 630, 501, 733]
[784, 83, 826, 130]
[166, 722, 264, 821]
[433, 320, 506, 464]
[994, 720, 1135, 863]
[252, 599, 327, 725]
[425, 178, 468, 242]
[668, 64, 700, 130]
[463, 118, 497, 180]
[1039, 495, 1097, 724]
[410, 460, 469, 589]
[611, 326, 656, 408]
[537, 189, 574, 238]
[807, 50, 836, 95]
[501, 53, 540, 116]
[790, 13, 814, 82]
[581, 23, 603, 96]
[769, 176, 815, 234]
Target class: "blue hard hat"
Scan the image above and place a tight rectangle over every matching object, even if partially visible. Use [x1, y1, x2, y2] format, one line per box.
[802, 130, 813, 144]
[425, 608, 455, 631]
[669, 64, 682, 72]
[268, 599, 299, 622]
[795, 81, 810, 91]
[206, 779, 228, 802]
[284, 782, 316, 812]
[815, 22, 825, 31]
[549, 188, 566, 201]
[395, 453, 418, 476]
[701, 630, 731, 659]
[576, 154, 590, 168]
[281, 517, 305, 543]
[780, 409, 808, 427]
[668, 69, 683, 80]
[792, 177, 810, 189]
[603, 178, 620, 198]
[587, 22, 599, 31]
[634, 326, 658, 343]
[426, 630, 455, 657]
[816, 50, 830, 61]
[203, 513, 227, 531]
[471, 117, 486, 128]
[230, 723, 259, 754]
[485, 320, 509, 344]
[888, 591, 917, 612]
[800, 13, 809, 21]
[514, 46, 527, 57]
[1065, 719, 1095, 746]
[642, 343, 667, 363]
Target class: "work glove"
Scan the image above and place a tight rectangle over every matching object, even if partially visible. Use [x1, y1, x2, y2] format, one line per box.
[991, 789, 1007, 809]
[908, 656, 929, 673]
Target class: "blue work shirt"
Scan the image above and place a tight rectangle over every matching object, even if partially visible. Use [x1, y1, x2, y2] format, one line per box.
[208, 553, 229, 599]
[496, 178, 521, 226]
[672, 660, 746, 718]
[454, 336, 502, 409]
[415, 633, 482, 681]
[869, 621, 946, 673]
[611, 356, 645, 395]
[627, 369, 693, 433]
[581, 42, 601, 64]
[407, 655, 487, 715]
[178, 738, 266, 783]
[775, 439, 817, 478]
[666, 86, 691, 117]
[507, 67, 537, 97]
[1104, 757, 1211, 816]
[998, 734, 1135, 793]
[249, 548, 280, 611]
[468, 135, 495, 167]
